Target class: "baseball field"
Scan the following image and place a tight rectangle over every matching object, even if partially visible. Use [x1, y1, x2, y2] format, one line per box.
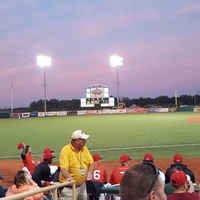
[0, 112, 200, 186]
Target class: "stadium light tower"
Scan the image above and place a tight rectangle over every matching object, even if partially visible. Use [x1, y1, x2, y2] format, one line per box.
[110, 55, 123, 108]
[36, 55, 52, 116]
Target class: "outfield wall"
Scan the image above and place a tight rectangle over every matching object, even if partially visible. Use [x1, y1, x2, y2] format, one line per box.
[1, 106, 200, 119]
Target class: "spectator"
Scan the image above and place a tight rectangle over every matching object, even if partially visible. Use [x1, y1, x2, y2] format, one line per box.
[38, 148, 58, 176]
[110, 154, 131, 185]
[91, 154, 107, 184]
[167, 171, 199, 200]
[59, 130, 94, 200]
[165, 154, 195, 183]
[6, 171, 43, 200]
[18, 143, 37, 176]
[32, 151, 55, 187]
[38, 148, 54, 163]
[143, 153, 165, 183]
[0, 172, 5, 198]
[120, 161, 167, 200]
[32, 151, 55, 200]
[164, 166, 183, 195]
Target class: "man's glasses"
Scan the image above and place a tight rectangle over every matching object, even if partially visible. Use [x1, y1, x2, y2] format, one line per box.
[142, 161, 160, 196]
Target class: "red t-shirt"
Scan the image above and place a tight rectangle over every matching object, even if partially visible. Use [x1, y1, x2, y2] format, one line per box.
[167, 192, 200, 200]
[109, 166, 129, 185]
[92, 166, 107, 183]
[23, 153, 37, 175]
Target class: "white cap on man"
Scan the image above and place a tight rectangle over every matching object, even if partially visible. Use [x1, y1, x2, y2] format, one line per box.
[71, 130, 89, 139]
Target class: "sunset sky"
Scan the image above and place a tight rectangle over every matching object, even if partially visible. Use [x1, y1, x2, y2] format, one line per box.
[0, 1, 200, 108]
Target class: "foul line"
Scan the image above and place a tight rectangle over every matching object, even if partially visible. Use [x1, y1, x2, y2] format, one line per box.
[90, 143, 200, 152]
[1, 143, 200, 159]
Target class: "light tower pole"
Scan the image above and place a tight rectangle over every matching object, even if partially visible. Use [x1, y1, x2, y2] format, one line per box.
[37, 56, 52, 116]
[110, 55, 123, 108]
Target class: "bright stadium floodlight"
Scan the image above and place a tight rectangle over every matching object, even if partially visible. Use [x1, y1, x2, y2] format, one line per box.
[37, 56, 52, 116]
[110, 55, 123, 108]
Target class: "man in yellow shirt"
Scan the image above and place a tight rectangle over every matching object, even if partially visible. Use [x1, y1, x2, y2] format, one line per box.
[59, 130, 94, 200]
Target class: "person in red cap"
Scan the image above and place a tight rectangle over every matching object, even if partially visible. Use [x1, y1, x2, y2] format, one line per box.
[167, 171, 199, 200]
[143, 153, 154, 161]
[32, 151, 55, 200]
[38, 148, 58, 177]
[120, 162, 167, 200]
[32, 151, 55, 187]
[143, 153, 165, 183]
[38, 148, 54, 163]
[109, 154, 131, 185]
[86, 154, 108, 200]
[18, 143, 37, 176]
[165, 154, 195, 184]
[91, 154, 107, 184]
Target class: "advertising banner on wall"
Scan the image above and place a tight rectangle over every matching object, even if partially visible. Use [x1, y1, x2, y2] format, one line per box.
[22, 113, 30, 118]
[194, 107, 200, 112]
[57, 111, 68, 116]
[30, 112, 38, 117]
[148, 108, 169, 113]
[10, 113, 21, 118]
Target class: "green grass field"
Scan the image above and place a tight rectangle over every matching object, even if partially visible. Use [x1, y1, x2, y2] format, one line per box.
[1, 112, 200, 161]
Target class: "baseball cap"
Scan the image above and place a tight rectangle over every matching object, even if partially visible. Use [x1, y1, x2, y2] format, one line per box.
[71, 130, 89, 140]
[170, 171, 187, 185]
[43, 148, 54, 153]
[93, 154, 102, 162]
[18, 143, 25, 150]
[0, 172, 5, 179]
[143, 153, 154, 161]
[173, 154, 183, 163]
[120, 154, 132, 162]
[43, 152, 55, 159]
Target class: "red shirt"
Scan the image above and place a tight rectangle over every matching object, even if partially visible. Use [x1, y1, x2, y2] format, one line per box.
[23, 153, 37, 175]
[110, 166, 129, 185]
[167, 192, 200, 200]
[92, 165, 107, 183]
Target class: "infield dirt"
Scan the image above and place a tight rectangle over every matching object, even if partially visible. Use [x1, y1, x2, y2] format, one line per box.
[1, 158, 200, 187]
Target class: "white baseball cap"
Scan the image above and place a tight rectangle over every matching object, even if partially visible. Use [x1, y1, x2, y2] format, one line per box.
[71, 130, 89, 139]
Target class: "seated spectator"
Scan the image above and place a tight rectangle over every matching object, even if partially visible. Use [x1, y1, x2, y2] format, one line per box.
[167, 171, 199, 200]
[0, 172, 5, 198]
[38, 148, 54, 163]
[32, 151, 55, 200]
[38, 148, 58, 176]
[120, 161, 167, 200]
[6, 171, 43, 200]
[32, 151, 55, 187]
[18, 143, 37, 176]
[143, 153, 165, 183]
[110, 154, 131, 185]
[164, 166, 183, 195]
[165, 154, 195, 183]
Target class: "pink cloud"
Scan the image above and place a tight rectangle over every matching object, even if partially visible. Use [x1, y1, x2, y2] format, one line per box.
[177, 3, 200, 15]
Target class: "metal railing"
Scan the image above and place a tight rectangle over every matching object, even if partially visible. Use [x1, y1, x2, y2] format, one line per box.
[1, 181, 76, 200]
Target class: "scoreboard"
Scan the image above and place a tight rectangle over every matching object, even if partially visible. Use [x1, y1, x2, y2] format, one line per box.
[81, 84, 114, 107]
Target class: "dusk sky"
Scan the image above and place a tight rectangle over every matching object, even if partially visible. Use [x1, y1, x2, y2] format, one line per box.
[1, 1, 200, 108]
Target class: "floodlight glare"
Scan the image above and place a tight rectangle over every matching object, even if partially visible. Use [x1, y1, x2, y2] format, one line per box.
[110, 55, 123, 67]
[37, 56, 52, 67]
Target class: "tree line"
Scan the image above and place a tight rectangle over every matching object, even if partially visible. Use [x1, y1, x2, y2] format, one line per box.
[1, 94, 200, 113]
